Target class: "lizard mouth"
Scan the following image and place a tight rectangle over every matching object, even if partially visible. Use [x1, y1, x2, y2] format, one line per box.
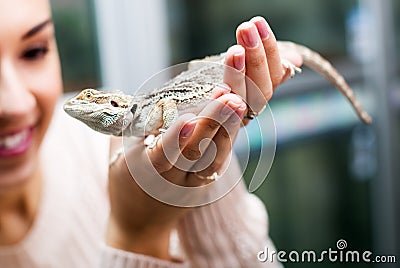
[63, 100, 100, 115]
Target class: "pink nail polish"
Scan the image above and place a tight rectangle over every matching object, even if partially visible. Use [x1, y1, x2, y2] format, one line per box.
[236, 103, 247, 117]
[254, 19, 270, 40]
[229, 105, 246, 124]
[242, 26, 259, 48]
[233, 53, 245, 71]
[221, 104, 234, 116]
[180, 122, 196, 138]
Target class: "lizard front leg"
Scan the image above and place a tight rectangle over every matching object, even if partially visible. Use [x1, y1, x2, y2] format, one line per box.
[281, 58, 302, 79]
[144, 99, 178, 148]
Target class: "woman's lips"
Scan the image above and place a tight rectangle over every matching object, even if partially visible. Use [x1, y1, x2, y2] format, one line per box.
[0, 128, 34, 158]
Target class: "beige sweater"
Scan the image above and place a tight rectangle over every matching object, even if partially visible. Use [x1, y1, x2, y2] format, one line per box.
[0, 99, 281, 268]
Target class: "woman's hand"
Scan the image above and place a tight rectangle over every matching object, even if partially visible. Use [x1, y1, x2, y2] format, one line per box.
[107, 91, 246, 261]
[106, 16, 301, 261]
[224, 16, 302, 124]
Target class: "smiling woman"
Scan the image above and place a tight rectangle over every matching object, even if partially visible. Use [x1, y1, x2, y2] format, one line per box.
[0, 0, 62, 189]
[0, 0, 297, 267]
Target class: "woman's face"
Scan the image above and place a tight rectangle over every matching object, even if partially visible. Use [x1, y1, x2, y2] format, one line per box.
[0, 0, 62, 188]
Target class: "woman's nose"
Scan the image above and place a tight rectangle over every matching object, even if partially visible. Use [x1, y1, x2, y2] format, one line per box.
[0, 59, 35, 117]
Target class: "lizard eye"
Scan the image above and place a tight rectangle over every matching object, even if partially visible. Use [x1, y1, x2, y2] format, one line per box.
[85, 92, 92, 98]
[110, 100, 119, 107]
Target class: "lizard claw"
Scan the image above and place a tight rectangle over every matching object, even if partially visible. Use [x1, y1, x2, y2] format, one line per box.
[144, 134, 162, 149]
[282, 58, 302, 79]
[144, 128, 168, 148]
[143, 128, 167, 149]
[144, 134, 156, 148]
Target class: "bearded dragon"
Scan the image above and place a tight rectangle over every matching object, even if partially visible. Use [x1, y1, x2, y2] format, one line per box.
[63, 41, 372, 146]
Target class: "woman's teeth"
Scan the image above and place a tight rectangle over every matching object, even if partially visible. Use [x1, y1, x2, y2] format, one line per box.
[0, 129, 29, 149]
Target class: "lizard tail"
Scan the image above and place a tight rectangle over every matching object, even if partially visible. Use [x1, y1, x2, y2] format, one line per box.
[278, 41, 372, 124]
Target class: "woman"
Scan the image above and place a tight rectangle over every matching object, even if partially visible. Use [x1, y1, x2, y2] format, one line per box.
[0, 0, 301, 267]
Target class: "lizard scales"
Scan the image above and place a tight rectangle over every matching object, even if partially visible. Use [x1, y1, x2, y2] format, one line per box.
[63, 41, 372, 138]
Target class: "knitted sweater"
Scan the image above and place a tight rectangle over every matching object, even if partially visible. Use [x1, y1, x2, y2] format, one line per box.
[0, 98, 281, 268]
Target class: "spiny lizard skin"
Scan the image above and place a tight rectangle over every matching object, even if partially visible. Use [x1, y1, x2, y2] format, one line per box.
[63, 41, 372, 138]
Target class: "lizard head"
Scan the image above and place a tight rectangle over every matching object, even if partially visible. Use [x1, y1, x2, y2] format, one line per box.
[63, 88, 136, 136]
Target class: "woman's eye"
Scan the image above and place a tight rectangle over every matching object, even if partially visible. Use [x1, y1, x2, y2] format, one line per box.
[21, 46, 49, 61]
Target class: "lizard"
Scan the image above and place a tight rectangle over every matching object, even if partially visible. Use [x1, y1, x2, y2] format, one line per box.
[63, 41, 373, 148]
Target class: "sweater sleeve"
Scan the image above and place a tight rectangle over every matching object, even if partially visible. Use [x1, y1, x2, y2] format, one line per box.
[100, 245, 189, 268]
[177, 157, 283, 268]
[100, 167, 281, 268]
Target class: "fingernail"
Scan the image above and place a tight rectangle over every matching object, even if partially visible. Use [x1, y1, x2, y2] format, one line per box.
[253, 18, 270, 40]
[236, 103, 247, 118]
[228, 103, 246, 124]
[241, 25, 259, 48]
[233, 53, 245, 71]
[221, 102, 235, 116]
[180, 122, 196, 138]
[229, 106, 246, 124]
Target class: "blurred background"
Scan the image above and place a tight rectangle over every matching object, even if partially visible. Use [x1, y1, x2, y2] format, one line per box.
[51, 0, 399, 267]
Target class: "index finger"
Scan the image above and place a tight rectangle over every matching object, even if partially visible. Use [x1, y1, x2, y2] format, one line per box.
[146, 113, 197, 174]
[250, 16, 283, 90]
[236, 21, 271, 112]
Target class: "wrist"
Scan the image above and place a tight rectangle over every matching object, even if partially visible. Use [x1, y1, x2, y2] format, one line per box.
[106, 216, 175, 261]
